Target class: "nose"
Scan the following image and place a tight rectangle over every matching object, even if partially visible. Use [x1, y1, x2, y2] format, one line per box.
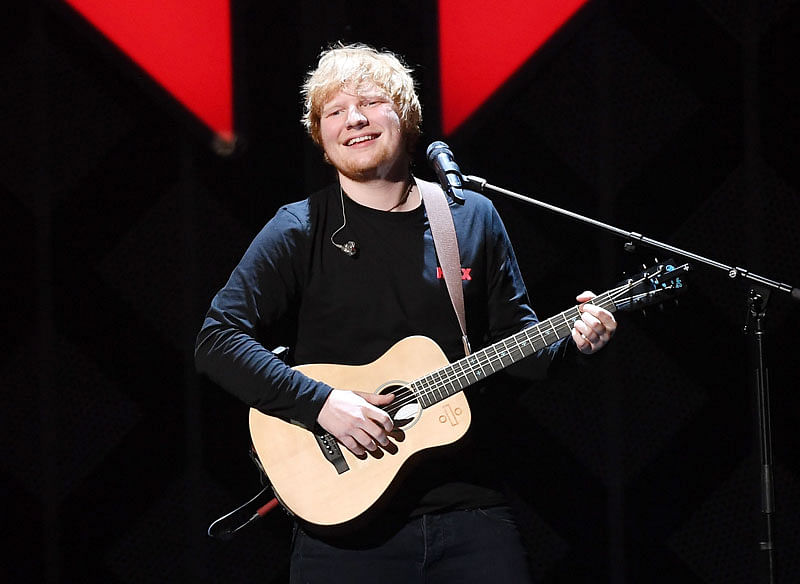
[346, 105, 368, 128]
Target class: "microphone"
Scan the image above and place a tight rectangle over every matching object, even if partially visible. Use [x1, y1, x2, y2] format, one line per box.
[426, 141, 466, 203]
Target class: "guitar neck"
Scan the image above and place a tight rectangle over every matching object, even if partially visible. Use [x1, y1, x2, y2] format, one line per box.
[411, 292, 617, 408]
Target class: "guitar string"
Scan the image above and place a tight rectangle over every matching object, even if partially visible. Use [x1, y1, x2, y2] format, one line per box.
[385, 324, 561, 414]
[410, 291, 618, 402]
[413, 310, 579, 403]
[382, 309, 580, 413]
[401, 281, 645, 410]
[384, 290, 622, 413]
[386, 292, 664, 414]
[382, 276, 657, 415]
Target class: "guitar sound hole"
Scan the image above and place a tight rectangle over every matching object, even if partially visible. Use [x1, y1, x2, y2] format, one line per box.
[379, 384, 420, 429]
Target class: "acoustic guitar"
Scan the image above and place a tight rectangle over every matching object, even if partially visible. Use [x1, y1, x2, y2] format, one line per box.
[249, 261, 688, 526]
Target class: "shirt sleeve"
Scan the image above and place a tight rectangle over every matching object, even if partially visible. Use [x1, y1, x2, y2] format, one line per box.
[194, 205, 333, 430]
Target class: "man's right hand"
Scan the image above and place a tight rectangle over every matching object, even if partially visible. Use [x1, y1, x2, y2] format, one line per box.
[317, 389, 395, 456]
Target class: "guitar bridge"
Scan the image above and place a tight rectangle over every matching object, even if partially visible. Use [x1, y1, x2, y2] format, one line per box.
[314, 432, 349, 474]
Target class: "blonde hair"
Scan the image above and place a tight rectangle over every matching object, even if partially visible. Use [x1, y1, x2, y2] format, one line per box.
[301, 43, 422, 148]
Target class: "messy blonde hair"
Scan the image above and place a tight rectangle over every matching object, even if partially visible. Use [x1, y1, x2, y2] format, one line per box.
[301, 43, 422, 148]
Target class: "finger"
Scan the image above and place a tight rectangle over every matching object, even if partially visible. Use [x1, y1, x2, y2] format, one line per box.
[581, 312, 606, 339]
[361, 391, 395, 406]
[574, 318, 600, 344]
[357, 395, 395, 432]
[352, 428, 381, 452]
[580, 305, 617, 338]
[360, 419, 391, 447]
[571, 327, 593, 354]
[340, 434, 366, 457]
[581, 303, 616, 326]
[364, 406, 394, 432]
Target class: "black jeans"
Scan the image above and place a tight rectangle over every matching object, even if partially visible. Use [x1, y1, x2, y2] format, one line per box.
[290, 506, 533, 583]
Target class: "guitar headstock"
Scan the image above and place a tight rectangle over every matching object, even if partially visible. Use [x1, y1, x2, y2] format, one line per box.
[611, 259, 690, 313]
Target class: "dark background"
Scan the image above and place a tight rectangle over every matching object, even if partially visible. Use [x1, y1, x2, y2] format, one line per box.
[4, 0, 799, 582]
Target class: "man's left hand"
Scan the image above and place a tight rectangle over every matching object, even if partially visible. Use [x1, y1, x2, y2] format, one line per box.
[571, 291, 617, 354]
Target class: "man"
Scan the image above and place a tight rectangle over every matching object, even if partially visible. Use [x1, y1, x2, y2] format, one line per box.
[195, 43, 616, 583]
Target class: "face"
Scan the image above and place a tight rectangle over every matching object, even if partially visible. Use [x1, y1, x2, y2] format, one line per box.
[318, 82, 407, 182]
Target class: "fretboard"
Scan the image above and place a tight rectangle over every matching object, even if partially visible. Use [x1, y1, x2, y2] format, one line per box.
[411, 292, 617, 408]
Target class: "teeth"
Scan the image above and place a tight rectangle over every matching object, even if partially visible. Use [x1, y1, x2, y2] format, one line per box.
[346, 135, 376, 146]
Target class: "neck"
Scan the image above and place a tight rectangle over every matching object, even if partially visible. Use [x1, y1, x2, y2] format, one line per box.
[338, 172, 418, 212]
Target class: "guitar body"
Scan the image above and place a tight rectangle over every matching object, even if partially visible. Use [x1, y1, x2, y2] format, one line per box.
[249, 335, 472, 527]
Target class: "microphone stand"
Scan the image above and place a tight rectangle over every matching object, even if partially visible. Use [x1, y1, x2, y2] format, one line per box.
[463, 173, 799, 584]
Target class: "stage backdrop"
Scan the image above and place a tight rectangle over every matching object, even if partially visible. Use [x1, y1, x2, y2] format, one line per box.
[4, 0, 799, 582]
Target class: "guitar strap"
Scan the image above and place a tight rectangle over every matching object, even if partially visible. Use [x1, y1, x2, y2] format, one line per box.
[414, 177, 471, 356]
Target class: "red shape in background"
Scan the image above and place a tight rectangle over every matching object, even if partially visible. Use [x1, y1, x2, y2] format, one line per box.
[439, 0, 587, 135]
[64, 0, 234, 141]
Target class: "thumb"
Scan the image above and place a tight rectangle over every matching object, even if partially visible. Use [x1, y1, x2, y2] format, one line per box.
[358, 391, 395, 406]
[576, 290, 596, 303]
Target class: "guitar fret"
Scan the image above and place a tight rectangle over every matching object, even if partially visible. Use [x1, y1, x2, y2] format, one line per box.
[469, 352, 486, 383]
[458, 355, 473, 385]
[561, 311, 573, 332]
[457, 361, 470, 382]
[464, 354, 481, 384]
[497, 338, 514, 368]
[414, 377, 432, 408]
[596, 293, 614, 311]
[432, 368, 447, 400]
[537, 325, 548, 345]
[495, 344, 507, 368]
[497, 339, 509, 367]
[515, 336, 527, 357]
[444, 366, 458, 391]
[424, 371, 443, 405]
[518, 329, 536, 355]
[483, 347, 497, 373]
[513, 334, 528, 359]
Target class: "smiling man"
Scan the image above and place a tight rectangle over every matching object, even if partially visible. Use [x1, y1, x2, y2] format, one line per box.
[195, 43, 616, 583]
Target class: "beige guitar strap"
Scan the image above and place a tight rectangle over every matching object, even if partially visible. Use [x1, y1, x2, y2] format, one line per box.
[414, 177, 472, 356]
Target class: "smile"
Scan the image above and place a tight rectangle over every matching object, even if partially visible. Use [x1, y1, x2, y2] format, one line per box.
[345, 134, 379, 146]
